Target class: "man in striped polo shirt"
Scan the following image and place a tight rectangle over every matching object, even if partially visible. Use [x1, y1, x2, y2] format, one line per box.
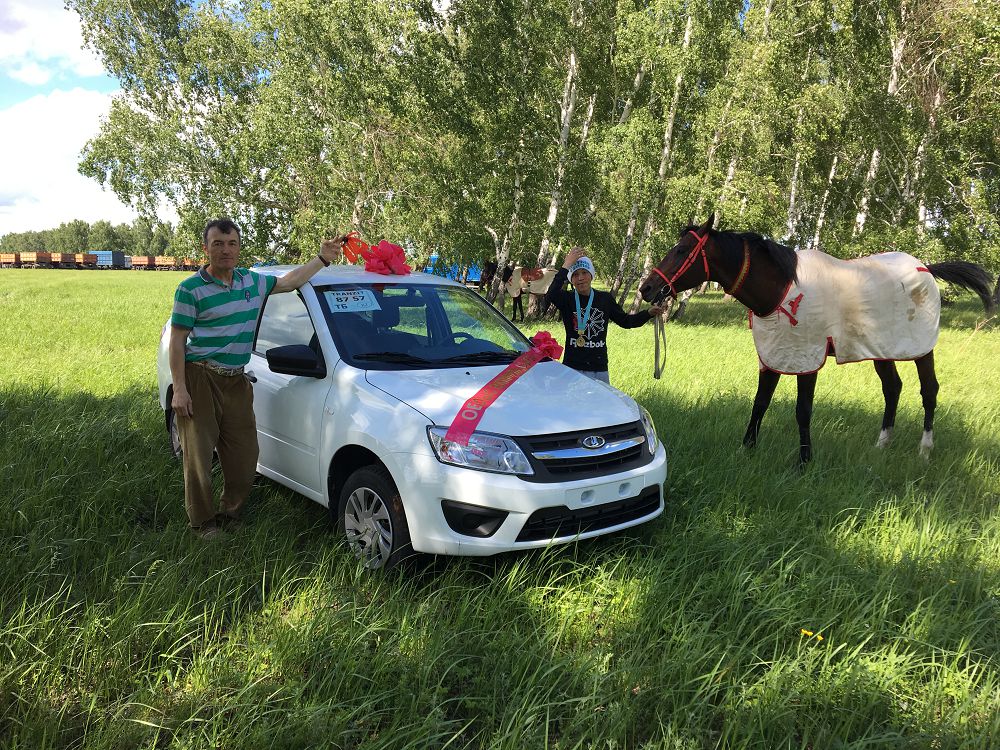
[169, 218, 344, 538]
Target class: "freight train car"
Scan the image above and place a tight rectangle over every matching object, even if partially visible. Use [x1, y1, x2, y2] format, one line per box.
[20, 252, 52, 268]
[0, 253, 20, 268]
[131, 255, 156, 270]
[49, 252, 76, 268]
[74, 253, 98, 268]
[154, 255, 177, 270]
[94, 250, 128, 269]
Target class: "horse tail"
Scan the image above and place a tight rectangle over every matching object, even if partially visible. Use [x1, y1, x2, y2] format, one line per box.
[926, 261, 996, 312]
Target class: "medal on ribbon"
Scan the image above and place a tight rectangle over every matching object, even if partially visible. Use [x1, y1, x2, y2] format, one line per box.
[574, 289, 594, 347]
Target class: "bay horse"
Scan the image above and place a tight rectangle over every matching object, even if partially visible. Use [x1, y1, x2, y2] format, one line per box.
[639, 215, 995, 464]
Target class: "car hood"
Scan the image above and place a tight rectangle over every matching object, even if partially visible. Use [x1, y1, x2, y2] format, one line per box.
[365, 361, 640, 436]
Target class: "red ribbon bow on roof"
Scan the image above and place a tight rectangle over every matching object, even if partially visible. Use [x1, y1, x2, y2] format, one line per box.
[341, 231, 411, 275]
[529, 330, 563, 359]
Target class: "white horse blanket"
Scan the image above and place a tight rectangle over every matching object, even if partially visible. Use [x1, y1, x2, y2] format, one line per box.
[751, 250, 940, 374]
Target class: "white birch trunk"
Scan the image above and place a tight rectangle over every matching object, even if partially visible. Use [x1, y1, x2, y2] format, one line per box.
[785, 151, 801, 240]
[610, 202, 640, 297]
[351, 190, 364, 227]
[912, 87, 942, 236]
[621, 211, 657, 309]
[717, 155, 738, 209]
[584, 63, 646, 229]
[614, 15, 693, 302]
[486, 160, 524, 303]
[854, 22, 907, 237]
[537, 47, 579, 267]
[811, 153, 838, 250]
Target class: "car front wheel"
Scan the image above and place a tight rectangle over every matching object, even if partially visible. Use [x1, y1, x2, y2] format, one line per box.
[166, 408, 181, 459]
[337, 466, 412, 569]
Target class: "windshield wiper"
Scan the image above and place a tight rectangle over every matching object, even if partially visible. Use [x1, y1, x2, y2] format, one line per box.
[353, 351, 435, 365]
[436, 350, 522, 364]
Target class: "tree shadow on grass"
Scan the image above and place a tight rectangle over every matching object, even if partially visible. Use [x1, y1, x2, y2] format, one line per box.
[591, 383, 1000, 746]
[2, 377, 997, 748]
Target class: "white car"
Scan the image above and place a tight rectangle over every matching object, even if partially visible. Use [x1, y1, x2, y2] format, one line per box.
[157, 266, 667, 568]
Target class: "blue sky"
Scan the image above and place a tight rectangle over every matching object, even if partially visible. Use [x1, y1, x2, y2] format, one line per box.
[0, 0, 164, 236]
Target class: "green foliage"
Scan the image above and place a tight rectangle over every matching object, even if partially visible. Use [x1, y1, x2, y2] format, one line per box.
[0, 218, 177, 257]
[58, 0, 1000, 286]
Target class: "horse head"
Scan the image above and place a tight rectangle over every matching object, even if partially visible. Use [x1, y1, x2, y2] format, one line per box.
[639, 214, 716, 304]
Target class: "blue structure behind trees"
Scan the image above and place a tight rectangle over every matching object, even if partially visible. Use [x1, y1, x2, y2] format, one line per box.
[424, 253, 481, 283]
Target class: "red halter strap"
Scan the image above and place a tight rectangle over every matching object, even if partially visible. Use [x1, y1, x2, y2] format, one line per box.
[654, 229, 711, 297]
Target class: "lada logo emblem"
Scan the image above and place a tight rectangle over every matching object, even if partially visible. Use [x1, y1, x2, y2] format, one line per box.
[582, 435, 605, 449]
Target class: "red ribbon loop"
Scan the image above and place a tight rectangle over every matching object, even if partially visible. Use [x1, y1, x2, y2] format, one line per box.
[342, 232, 412, 275]
[362, 239, 411, 275]
[443, 331, 562, 446]
[342, 231, 368, 263]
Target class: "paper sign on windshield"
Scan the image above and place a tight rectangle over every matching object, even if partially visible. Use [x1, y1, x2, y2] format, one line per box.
[324, 289, 382, 313]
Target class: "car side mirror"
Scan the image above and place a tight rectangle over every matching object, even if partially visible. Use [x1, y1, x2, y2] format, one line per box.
[265, 344, 326, 378]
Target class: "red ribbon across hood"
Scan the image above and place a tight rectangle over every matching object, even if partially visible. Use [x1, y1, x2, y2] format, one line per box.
[443, 331, 563, 447]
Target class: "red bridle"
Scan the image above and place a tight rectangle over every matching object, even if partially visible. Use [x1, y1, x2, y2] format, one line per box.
[651, 229, 711, 297]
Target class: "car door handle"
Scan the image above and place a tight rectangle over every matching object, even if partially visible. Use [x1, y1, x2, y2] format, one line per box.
[245, 370, 257, 383]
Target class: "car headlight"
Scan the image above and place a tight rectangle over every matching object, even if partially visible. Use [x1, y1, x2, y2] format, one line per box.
[427, 427, 534, 475]
[639, 405, 659, 455]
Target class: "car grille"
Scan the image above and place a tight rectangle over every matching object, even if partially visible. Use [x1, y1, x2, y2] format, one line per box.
[515, 486, 662, 543]
[516, 421, 652, 482]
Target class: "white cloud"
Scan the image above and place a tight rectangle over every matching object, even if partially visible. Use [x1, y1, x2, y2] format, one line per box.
[0, 88, 141, 235]
[0, 0, 106, 84]
[8, 61, 51, 86]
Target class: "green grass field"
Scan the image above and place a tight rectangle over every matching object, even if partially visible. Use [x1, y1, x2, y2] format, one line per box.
[1, 269, 998, 749]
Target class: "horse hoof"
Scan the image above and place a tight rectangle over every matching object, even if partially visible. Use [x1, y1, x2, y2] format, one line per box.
[918, 430, 934, 459]
[876, 428, 892, 448]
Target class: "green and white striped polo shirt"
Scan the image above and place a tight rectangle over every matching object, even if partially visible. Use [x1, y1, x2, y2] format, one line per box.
[171, 266, 277, 369]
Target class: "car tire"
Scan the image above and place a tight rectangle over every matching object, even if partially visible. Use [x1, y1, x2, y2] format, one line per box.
[337, 466, 413, 570]
[166, 407, 182, 459]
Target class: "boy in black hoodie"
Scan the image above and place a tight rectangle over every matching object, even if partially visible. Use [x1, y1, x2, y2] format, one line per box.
[544, 246, 664, 383]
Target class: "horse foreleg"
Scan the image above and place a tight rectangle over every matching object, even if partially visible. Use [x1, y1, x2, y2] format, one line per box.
[795, 372, 817, 464]
[743, 367, 780, 450]
[915, 351, 939, 459]
[873, 360, 903, 448]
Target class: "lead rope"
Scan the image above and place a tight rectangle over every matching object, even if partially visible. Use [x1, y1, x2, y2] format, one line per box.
[653, 312, 667, 379]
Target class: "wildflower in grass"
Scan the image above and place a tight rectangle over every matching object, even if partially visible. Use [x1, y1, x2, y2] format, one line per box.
[800, 628, 824, 642]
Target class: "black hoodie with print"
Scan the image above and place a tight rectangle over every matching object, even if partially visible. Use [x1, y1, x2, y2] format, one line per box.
[544, 267, 652, 372]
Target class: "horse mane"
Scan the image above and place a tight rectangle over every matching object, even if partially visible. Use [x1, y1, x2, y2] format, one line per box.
[735, 232, 798, 283]
[681, 226, 798, 283]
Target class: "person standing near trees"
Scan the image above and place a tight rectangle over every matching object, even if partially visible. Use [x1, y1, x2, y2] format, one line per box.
[506, 264, 525, 322]
[544, 246, 664, 383]
[169, 218, 345, 538]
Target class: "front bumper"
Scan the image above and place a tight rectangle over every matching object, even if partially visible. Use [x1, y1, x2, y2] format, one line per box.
[392, 444, 668, 556]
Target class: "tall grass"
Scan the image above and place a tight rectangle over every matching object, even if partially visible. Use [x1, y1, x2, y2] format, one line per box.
[1, 269, 998, 748]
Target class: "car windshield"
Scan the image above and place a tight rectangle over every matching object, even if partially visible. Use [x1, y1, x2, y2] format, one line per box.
[316, 282, 533, 369]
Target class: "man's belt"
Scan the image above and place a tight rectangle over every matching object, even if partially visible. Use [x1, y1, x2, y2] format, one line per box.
[191, 360, 245, 377]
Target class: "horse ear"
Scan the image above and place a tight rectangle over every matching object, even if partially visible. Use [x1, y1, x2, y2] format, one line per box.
[703, 213, 715, 230]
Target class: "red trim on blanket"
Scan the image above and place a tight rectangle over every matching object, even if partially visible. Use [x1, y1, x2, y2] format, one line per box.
[916, 266, 929, 272]
[758, 348, 935, 375]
